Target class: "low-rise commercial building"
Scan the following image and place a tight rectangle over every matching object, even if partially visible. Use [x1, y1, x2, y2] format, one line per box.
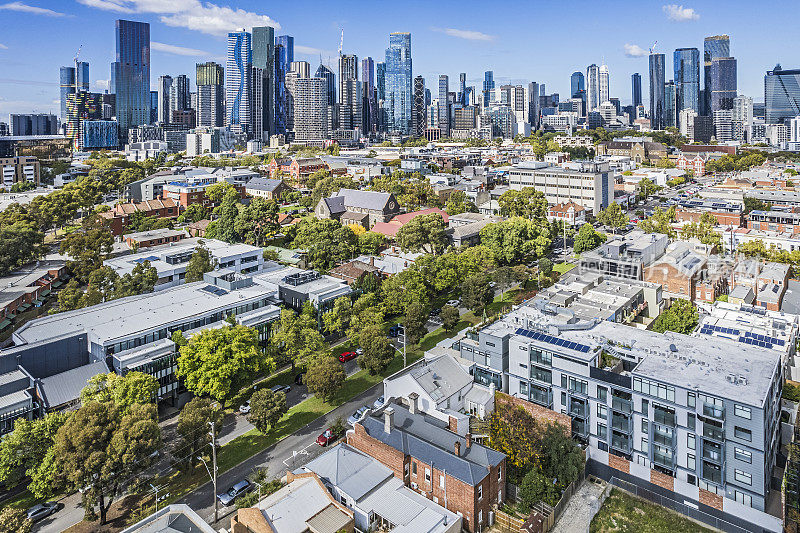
[124, 228, 187, 250]
[580, 231, 669, 280]
[0, 156, 40, 188]
[98, 198, 181, 236]
[508, 160, 613, 215]
[748, 210, 800, 235]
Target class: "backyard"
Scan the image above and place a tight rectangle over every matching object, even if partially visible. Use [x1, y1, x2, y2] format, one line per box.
[589, 489, 716, 533]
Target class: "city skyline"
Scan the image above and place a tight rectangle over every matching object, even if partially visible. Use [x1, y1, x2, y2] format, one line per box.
[0, 0, 799, 116]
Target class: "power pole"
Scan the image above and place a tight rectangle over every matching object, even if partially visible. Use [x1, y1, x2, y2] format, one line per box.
[398, 323, 406, 368]
[210, 421, 218, 524]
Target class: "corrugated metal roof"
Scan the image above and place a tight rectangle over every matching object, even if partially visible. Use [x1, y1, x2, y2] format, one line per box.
[38, 361, 109, 409]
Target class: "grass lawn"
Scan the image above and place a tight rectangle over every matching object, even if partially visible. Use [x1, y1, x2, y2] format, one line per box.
[553, 262, 576, 275]
[590, 489, 715, 533]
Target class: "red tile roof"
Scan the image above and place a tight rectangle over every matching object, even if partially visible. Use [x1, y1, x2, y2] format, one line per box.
[391, 208, 449, 225]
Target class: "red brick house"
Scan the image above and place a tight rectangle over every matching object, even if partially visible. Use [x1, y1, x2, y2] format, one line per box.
[348, 404, 506, 532]
[98, 198, 181, 236]
[268, 157, 327, 186]
[675, 208, 742, 227]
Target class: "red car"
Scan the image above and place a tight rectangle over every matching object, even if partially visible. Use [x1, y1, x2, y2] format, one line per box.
[316, 428, 338, 446]
[339, 351, 357, 363]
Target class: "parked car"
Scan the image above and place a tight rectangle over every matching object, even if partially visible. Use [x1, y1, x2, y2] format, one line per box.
[270, 384, 291, 394]
[446, 299, 460, 307]
[238, 400, 251, 414]
[217, 479, 252, 506]
[339, 351, 357, 363]
[355, 348, 364, 355]
[388, 325, 404, 337]
[429, 308, 442, 317]
[347, 406, 370, 426]
[316, 428, 339, 446]
[27, 502, 59, 522]
[373, 395, 386, 409]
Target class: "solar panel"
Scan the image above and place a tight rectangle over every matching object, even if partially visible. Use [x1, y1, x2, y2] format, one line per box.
[515, 328, 593, 354]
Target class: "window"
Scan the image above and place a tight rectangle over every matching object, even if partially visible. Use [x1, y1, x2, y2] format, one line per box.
[688, 434, 695, 450]
[478, 510, 483, 526]
[412, 462, 417, 476]
[687, 454, 696, 470]
[735, 448, 752, 464]
[425, 468, 431, 483]
[687, 413, 695, 431]
[561, 374, 567, 388]
[734, 491, 752, 507]
[478, 485, 483, 501]
[498, 467, 502, 482]
[641, 399, 649, 416]
[687, 392, 696, 408]
[597, 404, 608, 419]
[530, 366, 552, 383]
[734, 405, 752, 420]
[641, 418, 648, 434]
[734, 469, 752, 486]
[439, 475, 445, 489]
[734, 426, 752, 442]
[561, 392, 567, 407]
[597, 423, 607, 438]
[641, 438, 648, 453]
[404, 463, 409, 477]
[633, 377, 675, 402]
[597, 386, 608, 402]
[519, 381, 529, 397]
[687, 474, 696, 486]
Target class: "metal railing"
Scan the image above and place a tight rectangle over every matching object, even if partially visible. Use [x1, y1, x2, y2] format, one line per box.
[611, 397, 632, 414]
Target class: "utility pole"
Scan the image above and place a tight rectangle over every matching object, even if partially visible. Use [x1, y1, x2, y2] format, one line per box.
[210, 421, 218, 524]
[149, 483, 163, 513]
[398, 323, 406, 368]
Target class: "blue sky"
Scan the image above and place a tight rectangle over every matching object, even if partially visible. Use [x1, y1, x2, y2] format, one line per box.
[0, 0, 798, 117]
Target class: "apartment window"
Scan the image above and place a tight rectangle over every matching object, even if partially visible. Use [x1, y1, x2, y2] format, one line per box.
[735, 491, 752, 507]
[498, 467, 502, 482]
[561, 374, 567, 388]
[412, 462, 417, 476]
[404, 463, 409, 477]
[439, 475, 445, 489]
[597, 404, 608, 420]
[597, 386, 608, 402]
[478, 485, 483, 501]
[687, 413, 696, 431]
[734, 426, 752, 442]
[641, 418, 648, 434]
[687, 392, 696, 408]
[641, 438, 648, 453]
[688, 434, 696, 450]
[734, 469, 752, 486]
[425, 468, 431, 483]
[641, 399, 649, 416]
[734, 405, 752, 420]
[597, 423, 607, 439]
[734, 448, 752, 464]
[561, 392, 567, 407]
[519, 381, 529, 398]
[486, 341, 495, 347]
[478, 510, 483, 526]
[687, 454, 696, 470]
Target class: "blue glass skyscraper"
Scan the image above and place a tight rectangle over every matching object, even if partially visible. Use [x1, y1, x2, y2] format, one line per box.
[277, 35, 294, 64]
[674, 48, 700, 115]
[315, 64, 336, 106]
[704, 35, 729, 115]
[710, 57, 737, 111]
[765, 64, 800, 124]
[60, 67, 75, 122]
[376, 62, 386, 102]
[274, 35, 293, 135]
[631, 73, 642, 108]
[111, 19, 150, 140]
[226, 30, 252, 132]
[570, 71, 584, 99]
[649, 53, 665, 130]
[483, 71, 494, 107]
[385, 32, 412, 135]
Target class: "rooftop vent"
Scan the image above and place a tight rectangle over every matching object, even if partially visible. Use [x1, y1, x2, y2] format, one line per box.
[669, 344, 678, 352]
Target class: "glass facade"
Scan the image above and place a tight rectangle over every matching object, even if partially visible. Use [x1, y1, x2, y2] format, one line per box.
[252, 27, 275, 136]
[226, 31, 252, 132]
[437, 74, 449, 136]
[82, 120, 119, 150]
[60, 66, 75, 122]
[710, 57, 737, 111]
[385, 32, 412, 135]
[571, 71, 584, 99]
[315, 64, 336, 106]
[704, 35, 730, 114]
[112, 20, 150, 138]
[649, 54, 665, 130]
[483, 71, 494, 108]
[764, 65, 800, 124]
[664, 81, 677, 128]
[631, 73, 642, 108]
[674, 48, 700, 115]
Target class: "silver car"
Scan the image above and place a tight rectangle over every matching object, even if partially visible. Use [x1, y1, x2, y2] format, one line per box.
[347, 406, 370, 426]
[27, 501, 59, 522]
[217, 479, 252, 506]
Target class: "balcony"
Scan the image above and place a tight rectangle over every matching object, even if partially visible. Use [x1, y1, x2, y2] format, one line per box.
[652, 428, 675, 448]
[653, 450, 675, 468]
[572, 418, 589, 437]
[529, 387, 551, 409]
[569, 400, 588, 418]
[702, 441, 724, 464]
[611, 413, 632, 433]
[702, 423, 724, 442]
[702, 462, 722, 485]
[611, 397, 632, 414]
[611, 434, 631, 453]
[702, 403, 725, 420]
[653, 408, 676, 427]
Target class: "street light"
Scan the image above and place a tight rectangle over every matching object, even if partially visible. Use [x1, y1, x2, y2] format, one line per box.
[149, 483, 164, 513]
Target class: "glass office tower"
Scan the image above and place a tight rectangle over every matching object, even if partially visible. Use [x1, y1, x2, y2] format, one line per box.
[649, 53, 666, 130]
[631, 73, 642, 108]
[710, 57, 737, 111]
[315, 64, 336, 106]
[704, 35, 730, 114]
[765, 65, 800, 124]
[674, 48, 700, 115]
[226, 30, 252, 133]
[277, 35, 294, 64]
[570, 71, 585, 99]
[111, 19, 150, 140]
[385, 32, 412, 134]
[60, 67, 76, 122]
[483, 71, 494, 108]
[664, 81, 677, 128]
[252, 26, 275, 136]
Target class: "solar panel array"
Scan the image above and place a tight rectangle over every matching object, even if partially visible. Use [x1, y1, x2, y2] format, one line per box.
[200, 285, 228, 297]
[132, 255, 159, 263]
[515, 327, 593, 353]
[699, 323, 785, 349]
[698, 324, 741, 337]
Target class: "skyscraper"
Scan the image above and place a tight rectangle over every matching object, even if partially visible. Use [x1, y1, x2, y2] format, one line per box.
[413, 75, 425, 138]
[599, 64, 609, 105]
[385, 32, 412, 135]
[674, 48, 700, 115]
[156, 75, 173, 123]
[765, 65, 800, 124]
[149, 91, 158, 123]
[170, 74, 190, 118]
[252, 26, 275, 137]
[315, 64, 336, 106]
[704, 35, 730, 115]
[277, 35, 294, 64]
[458, 72, 467, 106]
[483, 71, 494, 108]
[226, 30, 252, 133]
[586, 64, 599, 112]
[664, 80, 677, 128]
[338, 54, 361, 132]
[527, 82, 540, 128]
[631, 73, 642, 108]
[438, 74, 449, 137]
[111, 19, 150, 139]
[196, 62, 224, 127]
[362, 57, 376, 134]
[649, 53, 665, 130]
[570, 71, 584, 99]
[60, 67, 76, 122]
[710, 57, 737, 112]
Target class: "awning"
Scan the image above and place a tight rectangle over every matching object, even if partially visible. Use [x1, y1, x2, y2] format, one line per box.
[38, 289, 51, 298]
[17, 303, 31, 312]
[0, 320, 11, 331]
[51, 280, 63, 288]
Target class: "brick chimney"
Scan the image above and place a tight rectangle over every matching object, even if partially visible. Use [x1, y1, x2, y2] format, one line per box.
[466, 433, 472, 449]
[384, 407, 394, 434]
[408, 392, 419, 414]
[454, 441, 461, 456]
[370, 256, 375, 267]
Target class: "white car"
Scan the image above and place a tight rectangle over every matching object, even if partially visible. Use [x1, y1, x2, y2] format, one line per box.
[373, 395, 386, 409]
[347, 406, 370, 426]
[446, 299, 460, 307]
[238, 400, 251, 414]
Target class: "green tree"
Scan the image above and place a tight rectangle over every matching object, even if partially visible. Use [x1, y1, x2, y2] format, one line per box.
[497, 188, 549, 219]
[248, 389, 288, 433]
[292, 218, 358, 270]
[396, 213, 449, 256]
[358, 231, 387, 255]
[31, 402, 161, 525]
[216, 188, 243, 243]
[358, 325, 395, 375]
[184, 243, 217, 282]
[59, 214, 114, 282]
[177, 203, 210, 224]
[115, 260, 158, 298]
[461, 273, 494, 315]
[440, 305, 459, 333]
[311, 174, 356, 205]
[0, 219, 45, 277]
[493, 266, 516, 297]
[538, 257, 553, 277]
[637, 176, 662, 201]
[177, 324, 273, 402]
[305, 356, 346, 401]
[680, 212, 722, 249]
[236, 197, 280, 246]
[596, 203, 628, 234]
[80, 372, 158, 414]
[651, 299, 699, 335]
[0, 412, 70, 490]
[638, 206, 677, 238]
[57, 278, 84, 312]
[0, 507, 32, 533]
[323, 296, 352, 338]
[347, 293, 385, 343]
[445, 190, 476, 215]
[518, 468, 560, 510]
[479, 217, 551, 265]
[572, 223, 606, 253]
[205, 182, 236, 204]
[538, 423, 584, 491]
[175, 397, 223, 469]
[270, 308, 327, 369]
[403, 302, 428, 345]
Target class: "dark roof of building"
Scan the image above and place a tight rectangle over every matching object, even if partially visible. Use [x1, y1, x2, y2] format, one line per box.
[322, 196, 346, 215]
[360, 404, 505, 486]
[246, 177, 287, 192]
[329, 260, 379, 280]
[37, 361, 109, 409]
[334, 189, 393, 211]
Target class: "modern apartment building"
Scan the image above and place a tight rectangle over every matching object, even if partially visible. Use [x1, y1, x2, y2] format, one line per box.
[580, 231, 669, 280]
[507, 160, 613, 215]
[0, 156, 40, 188]
[112, 20, 150, 139]
[457, 300, 785, 532]
[748, 210, 800, 235]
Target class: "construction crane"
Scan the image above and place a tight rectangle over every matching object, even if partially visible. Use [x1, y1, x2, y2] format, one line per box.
[649, 41, 658, 54]
[338, 28, 344, 56]
[73, 45, 83, 92]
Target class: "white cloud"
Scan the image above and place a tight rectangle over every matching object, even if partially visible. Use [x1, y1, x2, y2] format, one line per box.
[0, 43, 7, 50]
[624, 43, 648, 57]
[151, 41, 211, 57]
[431, 27, 494, 42]
[94, 79, 110, 90]
[662, 4, 699, 21]
[0, 2, 69, 17]
[77, 0, 280, 36]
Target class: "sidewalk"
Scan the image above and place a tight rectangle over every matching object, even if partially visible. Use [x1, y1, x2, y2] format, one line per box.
[551, 478, 607, 533]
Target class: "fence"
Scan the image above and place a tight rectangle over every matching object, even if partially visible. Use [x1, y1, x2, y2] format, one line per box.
[608, 476, 752, 533]
[504, 469, 586, 532]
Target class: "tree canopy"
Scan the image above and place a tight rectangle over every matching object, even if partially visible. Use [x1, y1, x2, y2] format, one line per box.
[651, 299, 699, 335]
[396, 213, 449, 256]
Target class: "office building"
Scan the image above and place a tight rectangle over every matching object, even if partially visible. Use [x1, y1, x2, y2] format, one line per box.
[527, 81, 540, 128]
[674, 48, 701, 115]
[149, 91, 157, 123]
[252, 26, 275, 137]
[226, 30, 251, 135]
[508, 160, 613, 214]
[599, 64, 610, 106]
[665, 81, 677, 128]
[713, 109, 735, 142]
[385, 32, 412, 135]
[733, 95, 754, 141]
[156, 75, 172, 124]
[649, 53, 666, 130]
[458, 72, 467, 106]
[413, 75, 426, 138]
[571, 71, 585, 99]
[169, 74, 190, 119]
[711, 57, 737, 112]
[11, 114, 58, 136]
[631, 73, 642, 108]
[704, 35, 730, 115]
[483, 71, 494, 108]
[81, 120, 118, 150]
[338, 54, 361, 133]
[362, 57, 377, 134]
[438, 75, 450, 137]
[196, 62, 224, 128]
[587, 64, 600, 112]
[314, 63, 336, 106]
[764, 65, 800, 124]
[111, 20, 150, 139]
[59, 63, 88, 122]
[274, 39, 290, 135]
